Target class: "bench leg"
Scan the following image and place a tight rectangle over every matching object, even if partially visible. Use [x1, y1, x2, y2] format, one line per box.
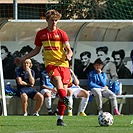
[118, 98, 125, 114]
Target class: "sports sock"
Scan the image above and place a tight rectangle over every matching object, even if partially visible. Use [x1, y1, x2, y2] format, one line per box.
[78, 97, 89, 113]
[58, 89, 67, 99]
[114, 108, 120, 115]
[45, 97, 51, 109]
[67, 96, 73, 113]
[58, 100, 66, 116]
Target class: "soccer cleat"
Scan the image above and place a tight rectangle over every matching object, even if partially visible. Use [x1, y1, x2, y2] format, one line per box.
[57, 119, 67, 126]
[54, 110, 58, 116]
[68, 112, 73, 116]
[98, 109, 103, 115]
[48, 111, 54, 115]
[33, 112, 39, 116]
[63, 97, 72, 110]
[23, 113, 28, 116]
[78, 112, 87, 116]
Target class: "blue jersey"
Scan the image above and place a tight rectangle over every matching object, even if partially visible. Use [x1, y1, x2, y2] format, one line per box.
[40, 70, 54, 91]
[15, 67, 35, 89]
[88, 70, 107, 90]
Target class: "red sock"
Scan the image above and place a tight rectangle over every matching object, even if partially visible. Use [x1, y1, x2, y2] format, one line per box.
[58, 89, 67, 99]
[58, 100, 66, 116]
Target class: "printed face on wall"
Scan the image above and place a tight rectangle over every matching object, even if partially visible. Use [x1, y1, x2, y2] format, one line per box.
[1, 49, 8, 60]
[81, 55, 90, 66]
[113, 54, 122, 66]
[97, 51, 107, 62]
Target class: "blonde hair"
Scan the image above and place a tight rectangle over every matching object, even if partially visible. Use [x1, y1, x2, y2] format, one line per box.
[23, 59, 33, 68]
[45, 9, 62, 20]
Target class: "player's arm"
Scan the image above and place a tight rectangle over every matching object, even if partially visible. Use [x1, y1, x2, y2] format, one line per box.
[64, 42, 73, 61]
[14, 46, 41, 65]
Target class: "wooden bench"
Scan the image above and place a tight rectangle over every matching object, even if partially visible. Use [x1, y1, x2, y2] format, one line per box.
[1, 79, 133, 115]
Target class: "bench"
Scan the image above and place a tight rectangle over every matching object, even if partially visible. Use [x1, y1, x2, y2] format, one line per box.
[1, 79, 133, 115]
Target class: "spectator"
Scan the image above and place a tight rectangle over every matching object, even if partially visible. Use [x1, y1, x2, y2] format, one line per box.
[14, 9, 73, 126]
[130, 50, 133, 78]
[67, 60, 90, 116]
[20, 45, 43, 79]
[1, 45, 16, 79]
[75, 51, 94, 79]
[112, 49, 132, 79]
[40, 70, 58, 115]
[15, 59, 44, 116]
[96, 46, 118, 79]
[88, 58, 120, 115]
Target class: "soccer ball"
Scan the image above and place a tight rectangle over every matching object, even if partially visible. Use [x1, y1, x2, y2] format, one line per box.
[98, 112, 114, 126]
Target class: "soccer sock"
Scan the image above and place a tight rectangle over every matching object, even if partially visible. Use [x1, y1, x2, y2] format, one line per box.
[58, 89, 67, 99]
[78, 97, 89, 113]
[45, 97, 51, 109]
[58, 100, 66, 116]
[67, 96, 73, 113]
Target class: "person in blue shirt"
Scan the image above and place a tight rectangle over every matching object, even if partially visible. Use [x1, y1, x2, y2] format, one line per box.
[16, 59, 44, 116]
[40, 70, 58, 115]
[88, 58, 120, 115]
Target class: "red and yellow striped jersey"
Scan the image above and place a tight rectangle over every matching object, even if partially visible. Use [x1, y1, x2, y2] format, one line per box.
[34, 28, 70, 67]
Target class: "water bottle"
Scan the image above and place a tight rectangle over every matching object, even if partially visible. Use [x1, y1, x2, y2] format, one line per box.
[6, 82, 11, 89]
[108, 80, 112, 90]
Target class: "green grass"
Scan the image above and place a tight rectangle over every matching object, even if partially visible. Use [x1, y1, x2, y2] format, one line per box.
[0, 115, 133, 133]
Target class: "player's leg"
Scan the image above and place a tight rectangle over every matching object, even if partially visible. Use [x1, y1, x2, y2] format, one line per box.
[41, 89, 54, 115]
[67, 88, 73, 116]
[20, 93, 28, 116]
[91, 88, 103, 115]
[52, 76, 67, 126]
[77, 89, 90, 116]
[102, 89, 120, 115]
[33, 92, 44, 116]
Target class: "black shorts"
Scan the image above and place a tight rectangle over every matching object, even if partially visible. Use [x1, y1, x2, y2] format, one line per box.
[17, 87, 38, 99]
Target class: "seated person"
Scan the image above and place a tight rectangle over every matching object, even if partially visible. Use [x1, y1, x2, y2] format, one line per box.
[15, 59, 44, 116]
[67, 60, 90, 116]
[88, 58, 120, 115]
[67, 69, 90, 116]
[40, 70, 58, 115]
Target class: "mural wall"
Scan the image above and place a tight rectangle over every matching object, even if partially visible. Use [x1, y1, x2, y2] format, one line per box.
[1, 41, 133, 79]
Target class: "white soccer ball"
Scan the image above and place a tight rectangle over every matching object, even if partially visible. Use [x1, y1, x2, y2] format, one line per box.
[98, 112, 114, 126]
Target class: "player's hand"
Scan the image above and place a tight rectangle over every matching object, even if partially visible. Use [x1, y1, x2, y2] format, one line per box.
[14, 57, 23, 66]
[66, 54, 72, 61]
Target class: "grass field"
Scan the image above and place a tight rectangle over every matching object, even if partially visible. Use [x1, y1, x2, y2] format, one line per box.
[0, 115, 133, 133]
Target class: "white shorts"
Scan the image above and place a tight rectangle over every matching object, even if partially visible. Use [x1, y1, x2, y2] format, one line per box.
[69, 86, 83, 98]
[40, 89, 56, 98]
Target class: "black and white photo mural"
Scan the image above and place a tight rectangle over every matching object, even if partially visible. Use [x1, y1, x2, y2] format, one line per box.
[1, 41, 133, 79]
[73, 42, 133, 79]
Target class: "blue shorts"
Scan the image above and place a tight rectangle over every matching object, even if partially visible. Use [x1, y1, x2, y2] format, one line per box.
[17, 87, 38, 99]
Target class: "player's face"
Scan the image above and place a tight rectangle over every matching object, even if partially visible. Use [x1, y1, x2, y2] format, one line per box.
[47, 17, 58, 27]
[81, 55, 90, 66]
[97, 51, 106, 61]
[1, 49, 8, 60]
[113, 54, 122, 66]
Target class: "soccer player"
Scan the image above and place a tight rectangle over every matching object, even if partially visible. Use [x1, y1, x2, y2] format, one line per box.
[67, 60, 90, 116]
[15, 59, 44, 116]
[14, 9, 73, 126]
[88, 58, 120, 115]
[40, 70, 58, 115]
